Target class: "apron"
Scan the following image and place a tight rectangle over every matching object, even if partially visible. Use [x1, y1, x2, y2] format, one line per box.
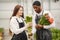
[11, 18, 27, 40]
[35, 11, 52, 40]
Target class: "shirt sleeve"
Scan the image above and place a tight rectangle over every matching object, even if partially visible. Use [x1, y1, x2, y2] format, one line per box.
[10, 18, 27, 34]
[32, 15, 36, 34]
[43, 11, 55, 29]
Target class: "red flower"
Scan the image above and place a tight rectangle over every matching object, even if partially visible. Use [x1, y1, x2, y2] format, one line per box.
[48, 18, 54, 24]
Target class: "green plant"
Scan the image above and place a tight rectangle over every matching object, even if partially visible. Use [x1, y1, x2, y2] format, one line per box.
[25, 16, 32, 23]
[0, 28, 3, 33]
[50, 28, 60, 40]
[25, 16, 32, 33]
[38, 16, 50, 25]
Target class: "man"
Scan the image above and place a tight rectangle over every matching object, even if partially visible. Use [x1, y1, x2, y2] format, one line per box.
[29, 1, 55, 40]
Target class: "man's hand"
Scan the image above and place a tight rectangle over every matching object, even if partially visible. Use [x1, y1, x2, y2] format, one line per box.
[35, 24, 43, 29]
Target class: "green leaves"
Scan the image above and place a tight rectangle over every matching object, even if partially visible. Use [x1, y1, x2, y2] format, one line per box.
[0, 28, 3, 33]
[27, 26, 32, 33]
[50, 28, 60, 40]
[25, 16, 32, 23]
[25, 16, 32, 33]
[38, 16, 50, 25]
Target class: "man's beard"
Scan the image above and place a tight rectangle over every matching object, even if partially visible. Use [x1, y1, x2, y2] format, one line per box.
[36, 10, 41, 13]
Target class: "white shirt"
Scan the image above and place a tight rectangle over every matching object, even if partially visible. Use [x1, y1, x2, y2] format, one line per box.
[32, 10, 55, 34]
[10, 16, 27, 35]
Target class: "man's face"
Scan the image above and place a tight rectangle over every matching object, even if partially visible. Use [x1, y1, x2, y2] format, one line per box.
[33, 5, 41, 13]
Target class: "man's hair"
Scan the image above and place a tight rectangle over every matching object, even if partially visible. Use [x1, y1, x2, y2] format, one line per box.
[33, 1, 41, 6]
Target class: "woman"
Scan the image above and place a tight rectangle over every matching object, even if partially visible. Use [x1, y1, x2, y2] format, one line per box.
[10, 5, 30, 40]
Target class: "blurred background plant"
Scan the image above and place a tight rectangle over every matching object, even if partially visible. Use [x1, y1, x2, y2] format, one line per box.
[33, 28, 60, 40]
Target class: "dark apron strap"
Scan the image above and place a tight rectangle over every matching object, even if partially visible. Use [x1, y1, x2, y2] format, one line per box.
[16, 18, 24, 23]
[11, 18, 27, 40]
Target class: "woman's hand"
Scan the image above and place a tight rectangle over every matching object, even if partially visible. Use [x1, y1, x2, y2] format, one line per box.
[35, 24, 43, 29]
[26, 22, 32, 27]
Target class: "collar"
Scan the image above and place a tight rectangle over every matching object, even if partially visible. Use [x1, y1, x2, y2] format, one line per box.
[36, 10, 44, 16]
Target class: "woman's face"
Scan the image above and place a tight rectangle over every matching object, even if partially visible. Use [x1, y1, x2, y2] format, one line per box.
[17, 7, 23, 16]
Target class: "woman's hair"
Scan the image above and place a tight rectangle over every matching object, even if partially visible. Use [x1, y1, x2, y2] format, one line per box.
[9, 5, 24, 36]
[10, 5, 24, 19]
